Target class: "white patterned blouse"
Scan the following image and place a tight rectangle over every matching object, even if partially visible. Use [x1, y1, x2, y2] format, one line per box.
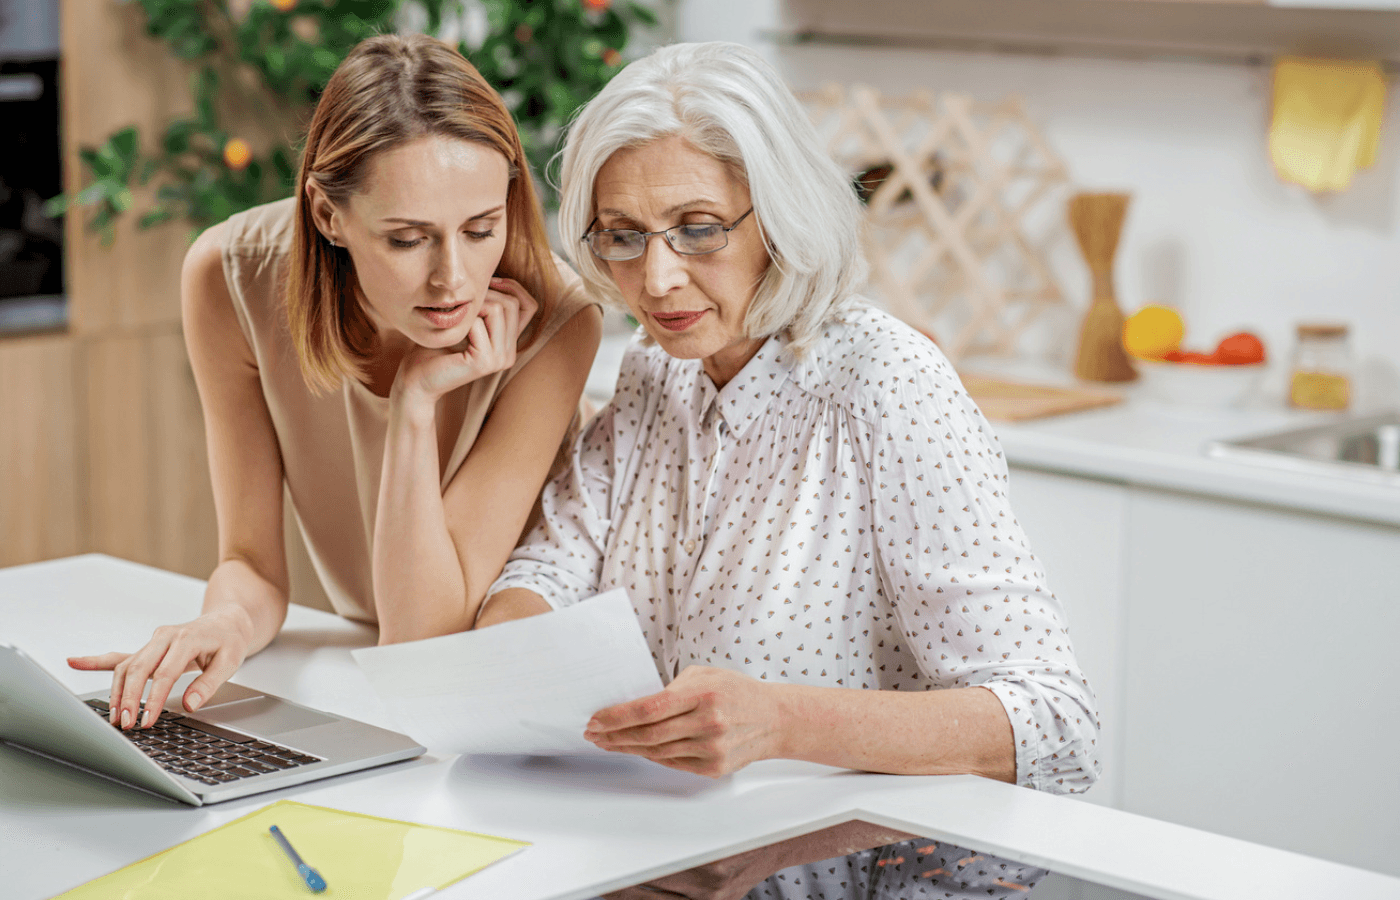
[490, 303, 1100, 798]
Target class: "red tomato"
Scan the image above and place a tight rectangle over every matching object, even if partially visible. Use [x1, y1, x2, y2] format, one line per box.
[1214, 331, 1267, 365]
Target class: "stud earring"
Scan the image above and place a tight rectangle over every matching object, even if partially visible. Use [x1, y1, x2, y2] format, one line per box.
[327, 236, 337, 247]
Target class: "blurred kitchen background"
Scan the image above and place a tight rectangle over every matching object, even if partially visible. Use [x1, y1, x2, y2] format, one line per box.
[2, 1, 1398, 896]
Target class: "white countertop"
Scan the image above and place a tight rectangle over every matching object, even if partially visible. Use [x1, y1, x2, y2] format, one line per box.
[587, 331, 1400, 528]
[8, 555, 1400, 900]
[991, 397, 1400, 527]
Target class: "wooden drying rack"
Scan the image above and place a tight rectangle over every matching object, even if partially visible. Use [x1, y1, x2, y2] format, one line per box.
[802, 83, 1074, 363]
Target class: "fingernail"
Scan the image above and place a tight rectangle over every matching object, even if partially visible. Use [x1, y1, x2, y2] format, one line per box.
[142, 709, 154, 728]
[187, 693, 201, 711]
[120, 709, 132, 729]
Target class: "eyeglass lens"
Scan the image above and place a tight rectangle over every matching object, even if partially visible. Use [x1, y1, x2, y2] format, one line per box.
[587, 223, 728, 261]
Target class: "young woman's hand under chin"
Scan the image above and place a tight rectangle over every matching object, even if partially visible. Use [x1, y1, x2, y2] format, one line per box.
[390, 275, 539, 420]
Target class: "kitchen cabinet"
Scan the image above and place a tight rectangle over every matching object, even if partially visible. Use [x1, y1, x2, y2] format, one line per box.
[82, 328, 217, 578]
[1006, 463, 1400, 879]
[1121, 489, 1400, 876]
[0, 334, 80, 566]
[0, 326, 221, 576]
[779, 0, 1400, 66]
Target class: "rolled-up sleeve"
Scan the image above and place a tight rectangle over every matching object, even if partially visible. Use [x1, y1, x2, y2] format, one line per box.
[855, 363, 1102, 795]
[487, 405, 616, 611]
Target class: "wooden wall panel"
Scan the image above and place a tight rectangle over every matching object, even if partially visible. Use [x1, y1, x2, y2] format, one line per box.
[148, 331, 218, 578]
[83, 333, 155, 563]
[60, 0, 193, 334]
[0, 336, 81, 566]
[81, 328, 219, 579]
[59, 0, 301, 337]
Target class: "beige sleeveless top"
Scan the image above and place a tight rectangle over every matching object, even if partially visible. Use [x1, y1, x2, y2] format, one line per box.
[221, 197, 592, 623]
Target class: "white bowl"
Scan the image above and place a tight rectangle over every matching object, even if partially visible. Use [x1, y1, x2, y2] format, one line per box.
[1133, 359, 1268, 409]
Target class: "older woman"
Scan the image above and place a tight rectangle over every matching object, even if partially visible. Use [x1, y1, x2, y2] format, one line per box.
[483, 42, 1099, 900]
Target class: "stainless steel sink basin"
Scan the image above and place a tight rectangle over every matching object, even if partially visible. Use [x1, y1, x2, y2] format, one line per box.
[1207, 411, 1400, 487]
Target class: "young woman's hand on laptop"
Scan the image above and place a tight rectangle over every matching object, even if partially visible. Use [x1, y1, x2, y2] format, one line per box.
[67, 607, 254, 730]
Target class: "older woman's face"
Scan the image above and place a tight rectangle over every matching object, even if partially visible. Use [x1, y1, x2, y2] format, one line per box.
[593, 135, 771, 387]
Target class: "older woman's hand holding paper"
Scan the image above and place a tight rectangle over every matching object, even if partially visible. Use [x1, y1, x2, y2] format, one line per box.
[583, 666, 780, 778]
[481, 41, 1100, 900]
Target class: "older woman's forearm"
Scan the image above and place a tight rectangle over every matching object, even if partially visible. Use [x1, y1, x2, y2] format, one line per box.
[772, 683, 1016, 781]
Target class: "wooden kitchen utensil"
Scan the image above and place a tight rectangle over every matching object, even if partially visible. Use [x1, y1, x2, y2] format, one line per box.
[960, 375, 1123, 421]
[1069, 192, 1138, 383]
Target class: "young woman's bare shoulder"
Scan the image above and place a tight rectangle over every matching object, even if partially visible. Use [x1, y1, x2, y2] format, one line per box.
[181, 221, 231, 315]
[180, 220, 254, 370]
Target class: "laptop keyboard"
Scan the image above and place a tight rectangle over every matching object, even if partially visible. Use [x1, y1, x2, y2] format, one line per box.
[85, 699, 322, 786]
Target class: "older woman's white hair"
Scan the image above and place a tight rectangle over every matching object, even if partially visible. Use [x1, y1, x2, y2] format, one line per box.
[556, 41, 868, 355]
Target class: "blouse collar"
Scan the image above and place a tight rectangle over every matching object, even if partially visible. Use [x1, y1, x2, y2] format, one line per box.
[690, 329, 796, 438]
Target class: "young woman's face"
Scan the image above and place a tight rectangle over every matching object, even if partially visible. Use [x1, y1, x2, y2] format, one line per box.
[322, 135, 511, 350]
[592, 134, 771, 387]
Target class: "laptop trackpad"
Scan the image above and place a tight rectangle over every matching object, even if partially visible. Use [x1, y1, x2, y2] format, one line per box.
[198, 697, 336, 737]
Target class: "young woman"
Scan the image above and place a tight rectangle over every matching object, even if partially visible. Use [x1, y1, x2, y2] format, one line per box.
[69, 34, 601, 731]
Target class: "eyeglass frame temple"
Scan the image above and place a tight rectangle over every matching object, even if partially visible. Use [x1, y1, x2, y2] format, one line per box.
[580, 207, 754, 255]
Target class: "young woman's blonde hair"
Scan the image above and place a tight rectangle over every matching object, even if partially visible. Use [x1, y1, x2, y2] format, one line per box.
[287, 33, 557, 394]
[556, 42, 867, 357]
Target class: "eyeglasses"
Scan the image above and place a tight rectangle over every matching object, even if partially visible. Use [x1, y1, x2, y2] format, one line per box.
[582, 208, 754, 261]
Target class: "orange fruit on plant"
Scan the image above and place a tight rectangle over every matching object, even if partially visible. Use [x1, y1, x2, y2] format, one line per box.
[1123, 305, 1185, 360]
[222, 138, 252, 171]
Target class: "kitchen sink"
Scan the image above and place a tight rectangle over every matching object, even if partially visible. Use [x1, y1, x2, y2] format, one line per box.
[1207, 411, 1400, 487]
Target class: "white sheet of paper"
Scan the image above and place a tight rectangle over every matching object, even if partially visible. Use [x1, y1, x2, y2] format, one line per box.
[351, 590, 664, 755]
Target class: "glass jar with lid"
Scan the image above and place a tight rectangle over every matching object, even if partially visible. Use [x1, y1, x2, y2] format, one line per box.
[1289, 322, 1353, 410]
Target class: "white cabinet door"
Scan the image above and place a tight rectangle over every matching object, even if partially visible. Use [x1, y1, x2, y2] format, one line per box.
[1006, 466, 1131, 809]
[1121, 488, 1400, 876]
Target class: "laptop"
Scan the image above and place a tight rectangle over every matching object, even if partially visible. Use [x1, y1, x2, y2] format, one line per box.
[0, 643, 426, 806]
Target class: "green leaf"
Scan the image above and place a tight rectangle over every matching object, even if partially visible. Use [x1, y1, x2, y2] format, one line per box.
[193, 68, 219, 128]
[109, 127, 141, 165]
[76, 183, 109, 205]
[627, 2, 658, 26]
[140, 208, 175, 228]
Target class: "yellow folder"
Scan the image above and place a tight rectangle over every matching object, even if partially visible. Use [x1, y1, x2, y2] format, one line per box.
[52, 799, 529, 900]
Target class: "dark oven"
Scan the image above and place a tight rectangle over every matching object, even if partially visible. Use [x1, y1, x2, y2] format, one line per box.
[0, 0, 64, 332]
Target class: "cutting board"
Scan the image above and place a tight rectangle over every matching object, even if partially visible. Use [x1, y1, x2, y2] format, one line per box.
[960, 375, 1124, 422]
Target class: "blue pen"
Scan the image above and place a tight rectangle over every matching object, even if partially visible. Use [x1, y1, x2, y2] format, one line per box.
[269, 825, 328, 893]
